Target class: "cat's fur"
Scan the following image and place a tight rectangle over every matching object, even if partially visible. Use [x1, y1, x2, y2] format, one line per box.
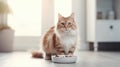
[32, 13, 77, 60]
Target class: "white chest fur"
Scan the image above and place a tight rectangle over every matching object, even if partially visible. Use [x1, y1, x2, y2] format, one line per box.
[56, 30, 77, 54]
[61, 35, 76, 53]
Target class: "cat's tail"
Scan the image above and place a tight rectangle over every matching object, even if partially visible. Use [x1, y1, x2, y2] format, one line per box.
[31, 51, 43, 58]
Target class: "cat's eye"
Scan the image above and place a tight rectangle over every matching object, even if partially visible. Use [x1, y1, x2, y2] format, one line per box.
[68, 22, 71, 25]
[61, 23, 65, 25]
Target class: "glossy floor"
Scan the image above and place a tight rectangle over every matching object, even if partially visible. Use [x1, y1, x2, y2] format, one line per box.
[0, 51, 120, 67]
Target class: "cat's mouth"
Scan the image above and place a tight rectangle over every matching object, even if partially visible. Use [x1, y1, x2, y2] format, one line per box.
[64, 30, 70, 33]
[58, 28, 72, 33]
[59, 30, 70, 33]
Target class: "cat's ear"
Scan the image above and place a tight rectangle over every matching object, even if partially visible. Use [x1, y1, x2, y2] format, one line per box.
[69, 13, 74, 18]
[58, 13, 63, 19]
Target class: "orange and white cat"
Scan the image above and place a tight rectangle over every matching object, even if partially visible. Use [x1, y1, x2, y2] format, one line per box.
[32, 13, 78, 60]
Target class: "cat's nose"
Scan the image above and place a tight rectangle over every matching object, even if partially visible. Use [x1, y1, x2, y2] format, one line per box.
[64, 25, 67, 28]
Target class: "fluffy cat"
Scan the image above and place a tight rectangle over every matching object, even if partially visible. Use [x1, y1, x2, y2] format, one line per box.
[32, 13, 78, 60]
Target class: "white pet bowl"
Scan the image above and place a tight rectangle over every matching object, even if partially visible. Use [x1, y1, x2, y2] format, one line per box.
[51, 55, 77, 64]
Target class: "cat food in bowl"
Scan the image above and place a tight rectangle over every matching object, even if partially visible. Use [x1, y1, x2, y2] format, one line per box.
[51, 55, 77, 64]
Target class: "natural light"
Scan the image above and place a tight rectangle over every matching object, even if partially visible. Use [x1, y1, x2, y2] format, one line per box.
[8, 0, 41, 36]
[7, 0, 71, 36]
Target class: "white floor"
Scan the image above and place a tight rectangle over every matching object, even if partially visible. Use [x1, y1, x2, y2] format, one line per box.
[0, 51, 120, 67]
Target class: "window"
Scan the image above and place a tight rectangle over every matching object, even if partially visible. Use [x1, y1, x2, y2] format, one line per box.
[55, 0, 72, 24]
[8, 0, 41, 36]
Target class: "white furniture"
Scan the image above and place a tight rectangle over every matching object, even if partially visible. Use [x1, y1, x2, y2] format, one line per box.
[86, 0, 120, 51]
[0, 29, 14, 52]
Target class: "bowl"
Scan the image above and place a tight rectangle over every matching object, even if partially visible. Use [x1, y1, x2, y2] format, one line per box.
[51, 55, 77, 64]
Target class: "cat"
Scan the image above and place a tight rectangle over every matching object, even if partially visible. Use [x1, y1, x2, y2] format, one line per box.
[32, 13, 78, 60]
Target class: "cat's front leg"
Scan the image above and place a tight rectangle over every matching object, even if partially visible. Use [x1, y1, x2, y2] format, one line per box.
[56, 46, 65, 56]
[56, 49, 65, 56]
[67, 46, 76, 57]
[45, 53, 51, 60]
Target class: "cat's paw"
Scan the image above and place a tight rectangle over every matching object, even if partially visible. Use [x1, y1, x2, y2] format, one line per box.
[45, 56, 51, 60]
[56, 52, 65, 57]
[66, 53, 73, 57]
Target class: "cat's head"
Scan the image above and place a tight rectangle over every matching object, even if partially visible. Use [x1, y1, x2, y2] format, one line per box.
[56, 13, 77, 33]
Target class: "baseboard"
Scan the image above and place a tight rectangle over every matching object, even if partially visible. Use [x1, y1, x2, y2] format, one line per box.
[98, 42, 120, 51]
[89, 42, 120, 51]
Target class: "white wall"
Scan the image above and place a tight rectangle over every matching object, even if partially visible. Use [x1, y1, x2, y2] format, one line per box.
[13, 36, 40, 51]
[0, 0, 54, 51]
[13, 0, 55, 51]
[86, 0, 96, 42]
[41, 0, 54, 34]
[72, 0, 88, 50]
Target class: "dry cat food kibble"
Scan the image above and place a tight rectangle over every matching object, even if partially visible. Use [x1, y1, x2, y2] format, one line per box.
[52, 55, 77, 64]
